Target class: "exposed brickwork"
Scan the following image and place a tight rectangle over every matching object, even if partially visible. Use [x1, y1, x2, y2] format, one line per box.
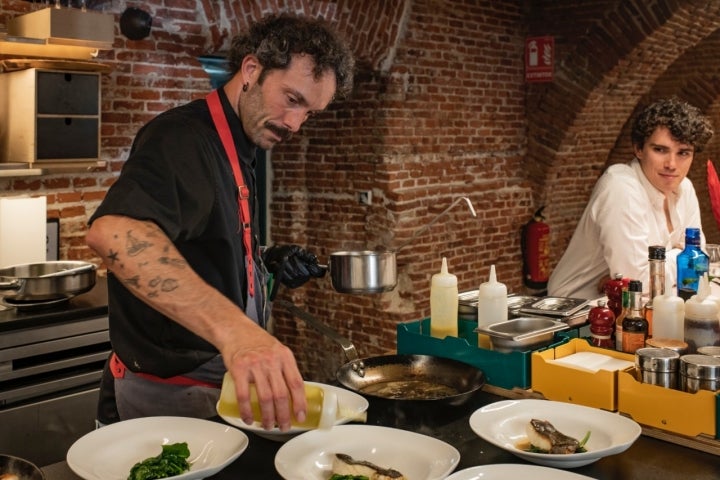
[2, 0, 719, 381]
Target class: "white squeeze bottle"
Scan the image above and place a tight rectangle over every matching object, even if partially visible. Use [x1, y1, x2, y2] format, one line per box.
[477, 264, 507, 349]
[652, 275, 685, 341]
[430, 257, 459, 338]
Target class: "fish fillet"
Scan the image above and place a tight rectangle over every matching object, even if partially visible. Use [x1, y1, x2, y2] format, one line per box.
[526, 418, 580, 454]
[332, 453, 405, 479]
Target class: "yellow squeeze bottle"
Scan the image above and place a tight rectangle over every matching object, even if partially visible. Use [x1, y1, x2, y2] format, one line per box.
[217, 373, 339, 429]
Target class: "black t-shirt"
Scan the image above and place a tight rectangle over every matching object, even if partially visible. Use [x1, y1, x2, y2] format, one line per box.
[90, 89, 260, 377]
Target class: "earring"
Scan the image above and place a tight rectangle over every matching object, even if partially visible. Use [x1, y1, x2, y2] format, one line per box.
[242, 83, 249, 92]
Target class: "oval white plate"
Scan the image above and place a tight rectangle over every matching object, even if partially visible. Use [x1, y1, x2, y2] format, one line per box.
[469, 399, 641, 468]
[217, 382, 369, 442]
[446, 464, 596, 480]
[67, 416, 248, 480]
[274, 424, 460, 480]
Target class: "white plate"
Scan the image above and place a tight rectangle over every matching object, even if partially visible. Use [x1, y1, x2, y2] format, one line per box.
[446, 464, 596, 480]
[274, 424, 460, 480]
[469, 399, 641, 468]
[66, 416, 248, 480]
[217, 382, 369, 442]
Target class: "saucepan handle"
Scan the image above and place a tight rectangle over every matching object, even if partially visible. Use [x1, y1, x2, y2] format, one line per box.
[276, 299, 361, 363]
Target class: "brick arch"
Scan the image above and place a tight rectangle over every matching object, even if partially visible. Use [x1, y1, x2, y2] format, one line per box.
[199, 0, 409, 70]
[525, 0, 720, 263]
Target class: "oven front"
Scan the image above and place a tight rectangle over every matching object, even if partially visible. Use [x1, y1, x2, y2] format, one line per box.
[0, 314, 110, 466]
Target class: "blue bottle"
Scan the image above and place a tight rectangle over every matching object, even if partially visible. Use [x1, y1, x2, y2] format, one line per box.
[676, 228, 709, 300]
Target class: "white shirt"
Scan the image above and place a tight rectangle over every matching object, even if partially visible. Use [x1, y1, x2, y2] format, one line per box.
[547, 158, 702, 299]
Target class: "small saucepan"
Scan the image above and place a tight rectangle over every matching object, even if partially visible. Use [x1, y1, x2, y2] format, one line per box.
[279, 300, 485, 406]
[0, 261, 96, 302]
[327, 196, 477, 294]
[0, 454, 45, 480]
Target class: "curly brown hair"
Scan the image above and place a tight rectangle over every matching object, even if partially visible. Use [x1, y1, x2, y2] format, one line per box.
[631, 97, 714, 153]
[227, 13, 355, 100]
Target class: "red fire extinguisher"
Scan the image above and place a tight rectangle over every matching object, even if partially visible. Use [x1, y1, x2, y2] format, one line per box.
[521, 206, 550, 290]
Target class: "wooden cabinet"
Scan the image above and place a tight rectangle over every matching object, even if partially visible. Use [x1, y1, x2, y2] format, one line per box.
[0, 68, 101, 165]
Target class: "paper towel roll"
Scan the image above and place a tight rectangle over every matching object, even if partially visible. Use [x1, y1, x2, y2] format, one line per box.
[0, 195, 47, 268]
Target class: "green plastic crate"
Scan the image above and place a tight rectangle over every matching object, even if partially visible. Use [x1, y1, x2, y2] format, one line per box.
[396, 318, 569, 390]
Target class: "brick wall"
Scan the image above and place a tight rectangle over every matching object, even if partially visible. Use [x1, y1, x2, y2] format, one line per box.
[1, 0, 719, 381]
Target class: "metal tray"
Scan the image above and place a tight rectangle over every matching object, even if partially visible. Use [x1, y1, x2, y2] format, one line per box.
[519, 296, 589, 317]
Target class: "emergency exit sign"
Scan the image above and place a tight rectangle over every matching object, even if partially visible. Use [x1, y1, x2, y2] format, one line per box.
[525, 36, 554, 83]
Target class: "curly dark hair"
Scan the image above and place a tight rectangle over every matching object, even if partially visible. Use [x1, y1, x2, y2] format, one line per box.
[227, 13, 355, 100]
[631, 97, 714, 153]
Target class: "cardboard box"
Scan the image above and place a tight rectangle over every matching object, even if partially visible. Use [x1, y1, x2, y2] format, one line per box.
[531, 338, 634, 411]
[618, 368, 718, 438]
[8, 7, 114, 48]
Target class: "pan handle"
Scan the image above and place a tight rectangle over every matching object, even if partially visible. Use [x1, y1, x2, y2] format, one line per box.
[277, 299, 362, 364]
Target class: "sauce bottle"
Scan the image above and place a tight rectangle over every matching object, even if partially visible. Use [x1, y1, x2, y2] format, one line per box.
[477, 264, 507, 349]
[684, 274, 720, 353]
[217, 373, 343, 429]
[652, 275, 685, 342]
[430, 257, 459, 338]
[622, 280, 648, 354]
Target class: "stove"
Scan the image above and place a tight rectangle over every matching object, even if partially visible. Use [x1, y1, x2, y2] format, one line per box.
[0, 276, 109, 466]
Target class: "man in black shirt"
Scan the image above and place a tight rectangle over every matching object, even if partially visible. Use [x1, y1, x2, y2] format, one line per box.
[86, 13, 354, 431]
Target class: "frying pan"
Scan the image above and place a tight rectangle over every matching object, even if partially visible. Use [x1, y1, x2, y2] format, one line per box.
[278, 300, 485, 406]
[326, 196, 477, 294]
[0, 455, 45, 480]
[0, 261, 96, 302]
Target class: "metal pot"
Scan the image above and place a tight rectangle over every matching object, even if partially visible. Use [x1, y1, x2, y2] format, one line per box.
[279, 300, 485, 405]
[328, 196, 476, 294]
[0, 261, 97, 301]
[0, 454, 45, 480]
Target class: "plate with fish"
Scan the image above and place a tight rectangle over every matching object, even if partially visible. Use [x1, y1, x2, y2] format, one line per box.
[468, 399, 641, 468]
[274, 424, 460, 479]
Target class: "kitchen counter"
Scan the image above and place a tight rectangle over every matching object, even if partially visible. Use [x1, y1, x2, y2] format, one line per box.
[42, 387, 718, 480]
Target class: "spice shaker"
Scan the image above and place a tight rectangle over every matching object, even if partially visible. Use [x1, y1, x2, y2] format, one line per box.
[679, 354, 720, 393]
[635, 347, 680, 389]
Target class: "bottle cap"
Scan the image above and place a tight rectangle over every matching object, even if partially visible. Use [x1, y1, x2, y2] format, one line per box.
[478, 264, 507, 297]
[628, 279, 642, 292]
[431, 257, 457, 287]
[648, 245, 666, 260]
[685, 227, 701, 245]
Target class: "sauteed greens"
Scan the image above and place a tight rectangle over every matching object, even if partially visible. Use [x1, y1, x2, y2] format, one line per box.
[127, 442, 191, 480]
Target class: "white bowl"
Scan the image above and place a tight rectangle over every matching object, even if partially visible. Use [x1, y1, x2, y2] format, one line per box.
[217, 381, 369, 442]
[469, 399, 642, 468]
[66, 416, 248, 480]
[445, 464, 597, 480]
[274, 424, 460, 480]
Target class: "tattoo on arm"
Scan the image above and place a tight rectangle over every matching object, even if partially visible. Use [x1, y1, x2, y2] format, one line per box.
[126, 230, 153, 257]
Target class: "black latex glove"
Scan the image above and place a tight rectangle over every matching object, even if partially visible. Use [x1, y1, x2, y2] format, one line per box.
[262, 244, 326, 289]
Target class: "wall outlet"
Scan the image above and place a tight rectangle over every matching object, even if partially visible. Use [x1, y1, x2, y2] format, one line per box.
[357, 190, 372, 205]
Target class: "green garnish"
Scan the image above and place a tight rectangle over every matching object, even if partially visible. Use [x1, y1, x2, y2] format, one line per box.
[127, 442, 191, 480]
[577, 430, 591, 453]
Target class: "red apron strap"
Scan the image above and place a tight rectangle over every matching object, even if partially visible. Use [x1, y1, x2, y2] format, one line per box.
[206, 89, 255, 297]
[110, 352, 221, 389]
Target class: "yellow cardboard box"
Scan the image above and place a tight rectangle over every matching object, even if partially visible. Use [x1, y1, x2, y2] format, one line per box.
[531, 338, 634, 411]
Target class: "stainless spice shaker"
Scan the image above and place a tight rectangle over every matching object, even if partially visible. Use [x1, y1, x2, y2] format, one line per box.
[679, 354, 720, 393]
[635, 347, 680, 389]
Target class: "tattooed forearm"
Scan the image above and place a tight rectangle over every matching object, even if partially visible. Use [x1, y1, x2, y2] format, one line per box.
[159, 257, 187, 268]
[126, 230, 153, 256]
[125, 275, 141, 289]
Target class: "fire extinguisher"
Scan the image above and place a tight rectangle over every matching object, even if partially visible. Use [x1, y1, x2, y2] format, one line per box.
[521, 206, 550, 290]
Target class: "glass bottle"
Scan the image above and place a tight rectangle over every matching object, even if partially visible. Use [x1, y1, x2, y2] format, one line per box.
[677, 228, 709, 300]
[615, 278, 630, 352]
[622, 280, 648, 354]
[589, 299, 615, 349]
[644, 245, 666, 338]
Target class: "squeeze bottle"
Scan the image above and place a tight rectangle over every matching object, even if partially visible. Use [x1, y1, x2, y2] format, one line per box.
[477, 264, 508, 349]
[217, 373, 355, 429]
[430, 257, 459, 338]
[684, 275, 720, 353]
[651, 275, 685, 342]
